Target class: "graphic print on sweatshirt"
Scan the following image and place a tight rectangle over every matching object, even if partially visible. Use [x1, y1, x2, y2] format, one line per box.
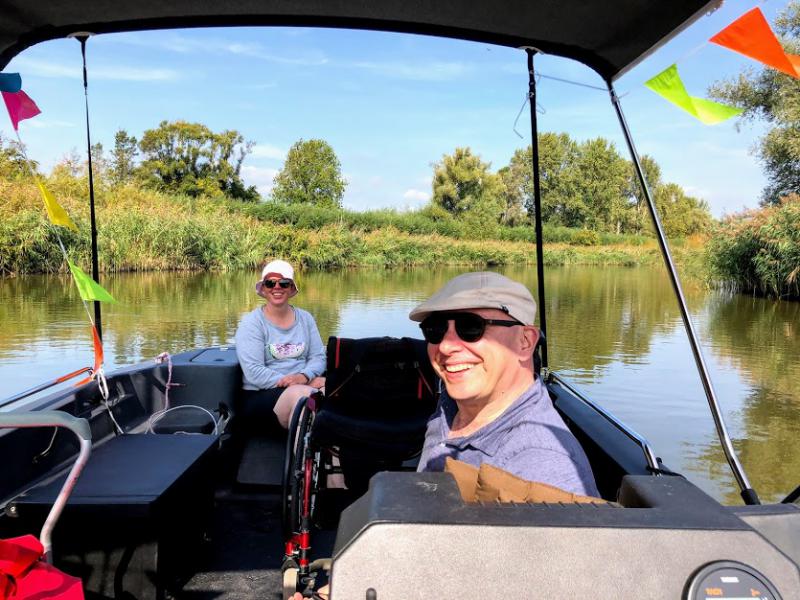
[268, 342, 305, 359]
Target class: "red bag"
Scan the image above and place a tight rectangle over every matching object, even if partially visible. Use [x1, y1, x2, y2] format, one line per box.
[0, 535, 83, 600]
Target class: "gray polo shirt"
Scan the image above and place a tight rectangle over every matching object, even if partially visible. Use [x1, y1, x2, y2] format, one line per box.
[417, 377, 600, 497]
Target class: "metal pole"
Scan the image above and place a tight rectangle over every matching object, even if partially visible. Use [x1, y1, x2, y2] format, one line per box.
[0, 412, 92, 562]
[77, 34, 102, 342]
[608, 84, 759, 505]
[526, 49, 548, 368]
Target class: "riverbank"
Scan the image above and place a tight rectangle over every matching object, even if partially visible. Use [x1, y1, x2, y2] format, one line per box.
[1, 183, 703, 275]
[707, 196, 800, 300]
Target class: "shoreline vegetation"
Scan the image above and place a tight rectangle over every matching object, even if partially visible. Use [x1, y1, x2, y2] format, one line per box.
[1, 183, 704, 276]
[1, 122, 797, 299]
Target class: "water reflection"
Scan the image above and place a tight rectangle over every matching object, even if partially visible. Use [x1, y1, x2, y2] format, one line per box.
[685, 294, 800, 503]
[1, 266, 797, 504]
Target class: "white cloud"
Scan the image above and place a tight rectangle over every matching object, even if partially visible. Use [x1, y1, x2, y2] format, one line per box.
[402, 188, 429, 202]
[245, 82, 278, 90]
[222, 41, 328, 65]
[348, 60, 471, 81]
[241, 165, 279, 195]
[251, 144, 286, 160]
[690, 140, 750, 160]
[14, 57, 180, 81]
[24, 119, 76, 129]
[102, 33, 328, 66]
[683, 185, 712, 199]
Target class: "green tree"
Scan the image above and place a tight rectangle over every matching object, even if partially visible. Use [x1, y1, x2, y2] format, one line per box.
[89, 141, 108, 185]
[654, 183, 711, 237]
[625, 154, 662, 235]
[709, 1, 800, 205]
[501, 133, 580, 226]
[572, 138, 630, 232]
[431, 147, 504, 230]
[497, 165, 526, 225]
[272, 139, 346, 208]
[138, 120, 258, 201]
[625, 154, 712, 237]
[0, 134, 35, 179]
[110, 129, 138, 186]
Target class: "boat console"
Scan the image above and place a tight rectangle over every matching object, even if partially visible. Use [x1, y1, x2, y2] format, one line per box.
[330, 472, 800, 599]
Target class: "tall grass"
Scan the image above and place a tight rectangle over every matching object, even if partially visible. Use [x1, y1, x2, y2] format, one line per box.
[707, 196, 800, 299]
[242, 201, 651, 246]
[1, 182, 668, 275]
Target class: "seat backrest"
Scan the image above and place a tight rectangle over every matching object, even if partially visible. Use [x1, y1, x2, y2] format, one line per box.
[322, 336, 438, 420]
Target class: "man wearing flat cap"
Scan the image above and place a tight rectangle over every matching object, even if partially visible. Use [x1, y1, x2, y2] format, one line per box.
[410, 271, 599, 496]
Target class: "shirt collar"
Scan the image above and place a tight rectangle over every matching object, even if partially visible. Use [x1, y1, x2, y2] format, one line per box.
[439, 377, 545, 456]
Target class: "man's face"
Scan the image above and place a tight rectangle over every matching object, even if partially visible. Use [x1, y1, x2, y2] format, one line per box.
[426, 308, 538, 408]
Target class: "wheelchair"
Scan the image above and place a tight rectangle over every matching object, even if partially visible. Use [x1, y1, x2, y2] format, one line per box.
[281, 336, 439, 596]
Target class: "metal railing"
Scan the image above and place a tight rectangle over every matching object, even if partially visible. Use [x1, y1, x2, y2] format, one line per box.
[0, 411, 92, 562]
[0, 367, 93, 411]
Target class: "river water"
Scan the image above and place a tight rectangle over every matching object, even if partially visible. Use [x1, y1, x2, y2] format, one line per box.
[1, 265, 798, 504]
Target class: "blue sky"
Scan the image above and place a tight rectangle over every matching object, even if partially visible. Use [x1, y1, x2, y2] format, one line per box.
[2, 1, 785, 217]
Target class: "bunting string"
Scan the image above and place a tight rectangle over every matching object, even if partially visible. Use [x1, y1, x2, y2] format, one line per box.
[2, 71, 114, 391]
[642, 5, 795, 124]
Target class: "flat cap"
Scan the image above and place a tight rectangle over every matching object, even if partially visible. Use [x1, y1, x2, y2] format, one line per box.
[409, 272, 537, 325]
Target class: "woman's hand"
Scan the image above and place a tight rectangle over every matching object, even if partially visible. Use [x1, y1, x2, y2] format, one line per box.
[290, 584, 329, 599]
[276, 373, 309, 387]
[308, 376, 326, 389]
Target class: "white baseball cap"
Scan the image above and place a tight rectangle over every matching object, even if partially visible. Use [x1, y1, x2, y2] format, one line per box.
[255, 259, 299, 296]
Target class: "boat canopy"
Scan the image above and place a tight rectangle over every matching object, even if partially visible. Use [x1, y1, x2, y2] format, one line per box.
[0, 0, 720, 81]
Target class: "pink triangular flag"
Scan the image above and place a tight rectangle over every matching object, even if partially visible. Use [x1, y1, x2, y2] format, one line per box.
[1, 90, 41, 130]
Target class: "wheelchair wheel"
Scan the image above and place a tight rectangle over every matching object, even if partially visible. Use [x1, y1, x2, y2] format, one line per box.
[282, 564, 298, 600]
[282, 397, 308, 538]
[284, 399, 315, 537]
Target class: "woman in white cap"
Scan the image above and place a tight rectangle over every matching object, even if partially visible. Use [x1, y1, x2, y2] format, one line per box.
[235, 259, 326, 431]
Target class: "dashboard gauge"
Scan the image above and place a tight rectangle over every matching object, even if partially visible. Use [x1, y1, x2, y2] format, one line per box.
[686, 561, 781, 600]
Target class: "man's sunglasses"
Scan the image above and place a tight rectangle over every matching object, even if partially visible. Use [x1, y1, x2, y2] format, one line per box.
[263, 278, 293, 289]
[419, 312, 521, 344]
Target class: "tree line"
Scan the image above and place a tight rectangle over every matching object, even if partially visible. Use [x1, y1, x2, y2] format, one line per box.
[428, 138, 711, 237]
[2, 119, 711, 238]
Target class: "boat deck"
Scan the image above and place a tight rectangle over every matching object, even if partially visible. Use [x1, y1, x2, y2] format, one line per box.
[179, 491, 284, 600]
[178, 485, 338, 600]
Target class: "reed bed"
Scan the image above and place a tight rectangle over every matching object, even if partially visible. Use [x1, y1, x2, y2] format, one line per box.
[1, 183, 671, 275]
[706, 196, 800, 300]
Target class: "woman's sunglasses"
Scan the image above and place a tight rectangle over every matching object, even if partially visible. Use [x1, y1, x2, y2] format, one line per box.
[419, 312, 521, 344]
[263, 278, 293, 289]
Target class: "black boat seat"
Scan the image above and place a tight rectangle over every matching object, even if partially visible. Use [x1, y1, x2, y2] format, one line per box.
[11, 433, 217, 516]
[9, 433, 218, 600]
[310, 409, 430, 459]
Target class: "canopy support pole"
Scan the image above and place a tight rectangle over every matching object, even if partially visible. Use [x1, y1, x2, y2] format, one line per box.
[607, 83, 759, 506]
[526, 49, 548, 368]
[76, 34, 102, 342]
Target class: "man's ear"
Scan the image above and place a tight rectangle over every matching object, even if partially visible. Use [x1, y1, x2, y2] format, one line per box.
[518, 326, 539, 357]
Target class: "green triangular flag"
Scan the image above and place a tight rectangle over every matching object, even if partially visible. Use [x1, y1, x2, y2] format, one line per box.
[645, 64, 743, 125]
[67, 260, 117, 303]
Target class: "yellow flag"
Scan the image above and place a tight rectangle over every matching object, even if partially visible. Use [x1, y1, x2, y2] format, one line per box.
[645, 64, 743, 125]
[36, 180, 78, 232]
[67, 260, 116, 303]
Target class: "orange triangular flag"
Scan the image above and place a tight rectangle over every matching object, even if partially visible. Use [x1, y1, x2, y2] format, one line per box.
[91, 324, 104, 372]
[710, 7, 800, 78]
[75, 324, 104, 386]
